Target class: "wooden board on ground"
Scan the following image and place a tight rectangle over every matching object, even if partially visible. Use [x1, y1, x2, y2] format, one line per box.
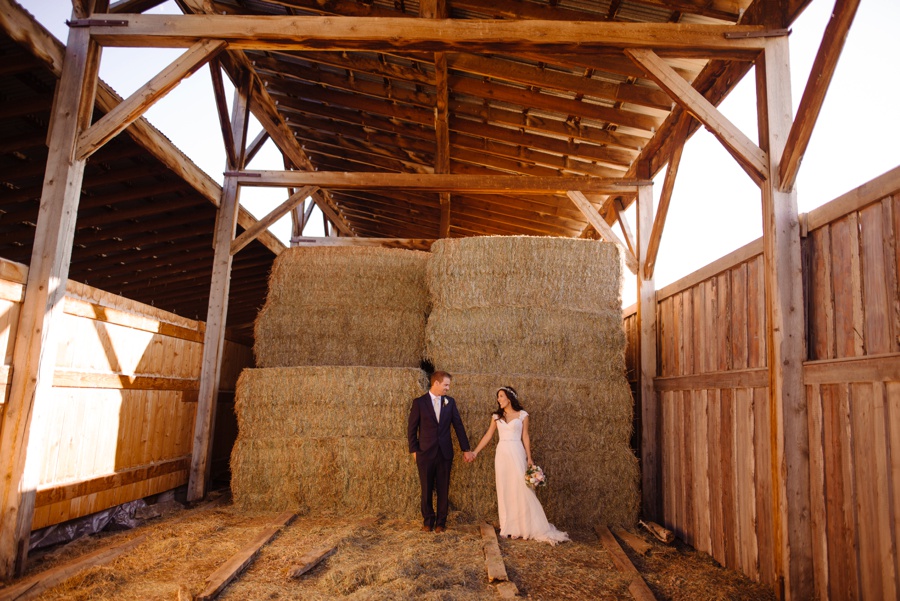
[595, 525, 657, 601]
[288, 545, 336, 579]
[612, 527, 653, 556]
[0, 534, 147, 601]
[195, 511, 296, 601]
[639, 520, 674, 544]
[480, 523, 509, 583]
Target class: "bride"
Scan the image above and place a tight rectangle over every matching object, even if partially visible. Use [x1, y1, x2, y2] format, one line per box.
[471, 386, 569, 544]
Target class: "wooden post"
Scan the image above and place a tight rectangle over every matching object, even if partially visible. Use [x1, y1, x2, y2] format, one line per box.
[0, 23, 101, 578]
[636, 182, 660, 521]
[187, 77, 251, 502]
[756, 36, 813, 600]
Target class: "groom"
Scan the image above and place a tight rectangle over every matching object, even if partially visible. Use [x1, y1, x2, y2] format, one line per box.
[408, 371, 474, 532]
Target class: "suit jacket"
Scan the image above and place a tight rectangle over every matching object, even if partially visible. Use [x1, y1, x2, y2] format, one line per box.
[407, 393, 470, 459]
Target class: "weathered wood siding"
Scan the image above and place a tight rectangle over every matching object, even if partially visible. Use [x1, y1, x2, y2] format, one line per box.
[625, 166, 900, 597]
[803, 172, 900, 600]
[0, 257, 253, 531]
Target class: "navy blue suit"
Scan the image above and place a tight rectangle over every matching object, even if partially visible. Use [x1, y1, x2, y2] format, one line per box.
[408, 393, 470, 528]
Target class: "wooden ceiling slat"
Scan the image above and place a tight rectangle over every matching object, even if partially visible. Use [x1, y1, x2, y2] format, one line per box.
[447, 54, 673, 112]
[255, 57, 436, 109]
[450, 98, 649, 150]
[269, 50, 435, 85]
[449, 75, 662, 134]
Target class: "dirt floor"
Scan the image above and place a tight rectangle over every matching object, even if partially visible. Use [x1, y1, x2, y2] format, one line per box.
[8, 496, 776, 600]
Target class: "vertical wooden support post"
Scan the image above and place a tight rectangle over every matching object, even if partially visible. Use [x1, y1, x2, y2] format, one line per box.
[756, 36, 813, 600]
[187, 78, 251, 502]
[0, 24, 101, 578]
[636, 182, 660, 521]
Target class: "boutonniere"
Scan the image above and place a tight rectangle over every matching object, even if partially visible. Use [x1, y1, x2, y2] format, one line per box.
[443, 398, 448, 407]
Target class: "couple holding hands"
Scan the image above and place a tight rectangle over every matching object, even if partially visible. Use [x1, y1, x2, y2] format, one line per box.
[407, 371, 569, 544]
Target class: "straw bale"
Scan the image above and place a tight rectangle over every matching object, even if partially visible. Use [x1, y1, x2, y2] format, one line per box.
[428, 236, 622, 312]
[447, 373, 639, 529]
[231, 366, 426, 514]
[426, 306, 626, 380]
[254, 246, 429, 368]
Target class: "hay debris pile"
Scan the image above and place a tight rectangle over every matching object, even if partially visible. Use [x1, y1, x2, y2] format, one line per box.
[233, 247, 430, 514]
[254, 246, 428, 368]
[426, 236, 639, 527]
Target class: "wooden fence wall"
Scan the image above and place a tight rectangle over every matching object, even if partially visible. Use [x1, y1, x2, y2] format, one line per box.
[624, 165, 900, 599]
[0, 256, 252, 531]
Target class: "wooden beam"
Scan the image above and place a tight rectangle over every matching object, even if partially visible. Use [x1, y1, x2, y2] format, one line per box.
[0, 23, 100, 579]
[635, 183, 660, 522]
[288, 546, 337, 579]
[615, 201, 636, 258]
[86, 16, 773, 53]
[208, 58, 237, 170]
[778, 0, 860, 192]
[0, 0, 284, 256]
[0, 534, 147, 601]
[625, 48, 768, 185]
[566, 191, 638, 274]
[108, 0, 166, 12]
[244, 129, 270, 166]
[231, 186, 317, 255]
[756, 36, 813, 601]
[76, 39, 225, 161]
[292, 237, 435, 251]
[595, 525, 657, 601]
[480, 523, 510, 583]
[187, 78, 250, 503]
[196, 512, 296, 600]
[233, 171, 646, 194]
[643, 113, 690, 280]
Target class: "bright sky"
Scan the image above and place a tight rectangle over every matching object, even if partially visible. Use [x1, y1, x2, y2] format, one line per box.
[18, 0, 900, 307]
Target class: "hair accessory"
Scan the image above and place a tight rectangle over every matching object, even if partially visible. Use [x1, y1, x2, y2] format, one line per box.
[499, 386, 517, 400]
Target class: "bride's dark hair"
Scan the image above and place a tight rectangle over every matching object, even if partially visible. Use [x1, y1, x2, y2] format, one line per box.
[493, 386, 524, 419]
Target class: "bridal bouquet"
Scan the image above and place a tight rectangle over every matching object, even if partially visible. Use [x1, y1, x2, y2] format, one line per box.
[525, 465, 546, 489]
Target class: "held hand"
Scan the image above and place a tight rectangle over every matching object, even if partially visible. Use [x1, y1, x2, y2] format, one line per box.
[463, 451, 476, 463]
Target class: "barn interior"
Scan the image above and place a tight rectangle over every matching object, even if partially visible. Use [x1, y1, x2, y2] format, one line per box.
[1, 0, 898, 599]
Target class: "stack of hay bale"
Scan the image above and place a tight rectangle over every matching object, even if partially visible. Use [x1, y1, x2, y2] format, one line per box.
[231, 247, 428, 514]
[426, 237, 639, 527]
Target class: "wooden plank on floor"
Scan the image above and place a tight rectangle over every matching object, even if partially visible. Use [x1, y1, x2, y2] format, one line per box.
[0, 533, 147, 601]
[288, 545, 336, 579]
[480, 523, 509, 583]
[195, 512, 296, 601]
[595, 525, 656, 601]
[612, 527, 652, 556]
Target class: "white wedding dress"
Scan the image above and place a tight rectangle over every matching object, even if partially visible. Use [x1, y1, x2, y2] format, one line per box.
[494, 411, 569, 544]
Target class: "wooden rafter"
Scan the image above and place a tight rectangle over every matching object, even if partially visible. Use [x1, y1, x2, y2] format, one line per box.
[566, 190, 638, 274]
[446, 54, 673, 111]
[209, 58, 237, 169]
[231, 186, 318, 254]
[778, 0, 860, 192]
[232, 171, 648, 194]
[644, 112, 690, 279]
[625, 48, 768, 184]
[76, 40, 226, 161]
[86, 17, 772, 53]
[293, 237, 435, 250]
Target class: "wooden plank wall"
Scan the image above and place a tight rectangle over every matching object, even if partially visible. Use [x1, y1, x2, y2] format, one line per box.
[803, 169, 900, 600]
[0, 256, 254, 531]
[624, 166, 900, 597]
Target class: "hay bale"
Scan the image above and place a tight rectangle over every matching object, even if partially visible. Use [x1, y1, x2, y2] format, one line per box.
[426, 306, 625, 380]
[254, 246, 429, 368]
[231, 366, 427, 515]
[427, 236, 622, 312]
[447, 373, 639, 529]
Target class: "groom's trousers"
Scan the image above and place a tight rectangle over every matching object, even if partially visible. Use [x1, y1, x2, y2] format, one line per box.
[416, 447, 452, 528]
